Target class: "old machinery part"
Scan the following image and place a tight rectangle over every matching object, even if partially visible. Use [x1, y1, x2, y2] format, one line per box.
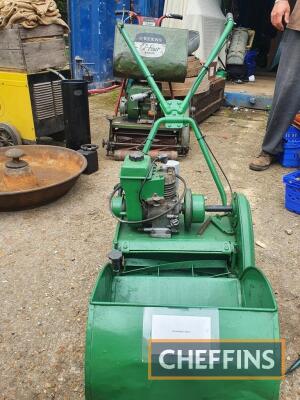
[227, 28, 249, 65]
[0, 123, 22, 147]
[108, 249, 123, 273]
[62, 80, 91, 150]
[5, 148, 28, 169]
[86, 14, 281, 400]
[129, 91, 152, 102]
[109, 156, 187, 236]
[3, 148, 38, 191]
[109, 154, 212, 238]
[113, 149, 178, 161]
[78, 144, 99, 175]
[183, 188, 206, 231]
[0, 145, 86, 211]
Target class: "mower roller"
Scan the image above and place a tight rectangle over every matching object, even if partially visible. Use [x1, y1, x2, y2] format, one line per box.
[85, 14, 281, 400]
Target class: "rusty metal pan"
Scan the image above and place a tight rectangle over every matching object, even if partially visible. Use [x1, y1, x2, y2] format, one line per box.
[0, 145, 87, 211]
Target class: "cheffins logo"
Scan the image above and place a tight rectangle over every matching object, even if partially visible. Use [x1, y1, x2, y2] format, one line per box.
[134, 33, 166, 58]
[148, 340, 286, 380]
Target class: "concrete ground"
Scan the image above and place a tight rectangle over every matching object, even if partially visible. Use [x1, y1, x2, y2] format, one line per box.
[0, 91, 299, 399]
[226, 75, 276, 96]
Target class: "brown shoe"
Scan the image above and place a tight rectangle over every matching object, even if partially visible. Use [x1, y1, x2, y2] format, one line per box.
[249, 151, 276, 171]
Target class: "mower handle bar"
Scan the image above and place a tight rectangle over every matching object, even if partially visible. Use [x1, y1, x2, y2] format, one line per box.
[116, 14, 235, 205]
[226, 12, 234, 22]
[164, 13, 183, 20]
[115, 10, 133, 16]
[115, 10, 139, 19]
[115, 10, 183, 21]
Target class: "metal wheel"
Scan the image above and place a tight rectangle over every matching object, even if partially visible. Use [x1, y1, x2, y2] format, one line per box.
[180, 126, 190, 155]
[0, 123, 22, 147]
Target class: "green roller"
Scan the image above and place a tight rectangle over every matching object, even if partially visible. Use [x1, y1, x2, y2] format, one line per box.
[85, 14, 281, 400]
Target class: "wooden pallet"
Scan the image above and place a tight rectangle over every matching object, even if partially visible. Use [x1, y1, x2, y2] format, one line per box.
[161, 76, 210, 97]
[161, 55, 219, 97]
[186, 55, 202, 78]
[192, 77, 225, 123]
[186, 56, 217, 80]
[0, 25, 67, 73]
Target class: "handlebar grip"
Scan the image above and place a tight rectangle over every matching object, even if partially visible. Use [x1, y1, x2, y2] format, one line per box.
[226, 13, 234, 22]
[115, 10, 130, 16]
[167, 13, 183, 20]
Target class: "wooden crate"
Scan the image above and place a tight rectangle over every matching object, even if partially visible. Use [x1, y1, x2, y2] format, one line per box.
[186, 55, 202, 78]
[186, 57, 217, 80]
[208, 61, 217, 80]
[0, 25, 67, 73]
[161, 74, 210, 98]
[191, 77, 225, 123]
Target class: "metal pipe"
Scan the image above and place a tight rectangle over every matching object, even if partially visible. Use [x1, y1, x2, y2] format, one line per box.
[88, 84, 120, 95]
[180, 14, 235, 113]
[47, 68, 66, 80]
[205, 206, 233, 213]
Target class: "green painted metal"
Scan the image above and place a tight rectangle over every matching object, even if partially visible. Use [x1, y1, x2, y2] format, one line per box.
[120, 154, 165, 221]
[114, 25, 188, 83]
[143, 116, 228, 206]
[191, 194, 206, 223]
[85, 194, 280, 400]
[126, 84, 153, 120]
[115, 16, 233, 207]
[111, 196, 123, 217]
[112, 194, 253, 276]
[116, 17, 234, 116]
[85, 14, 280, 400]
[183, 190, 205, 229]
[86, 263, 280, 400]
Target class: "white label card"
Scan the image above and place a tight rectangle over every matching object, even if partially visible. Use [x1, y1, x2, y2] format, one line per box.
[134, 32, 166, 58]
[151, 315, 212, 340]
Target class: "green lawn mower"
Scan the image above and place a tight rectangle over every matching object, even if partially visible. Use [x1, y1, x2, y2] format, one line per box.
[85, 14, 282, 400]
[104, 10, 199, 160]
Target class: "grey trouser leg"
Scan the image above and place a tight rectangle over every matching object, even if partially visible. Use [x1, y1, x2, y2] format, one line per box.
[262, 29, 300, 155]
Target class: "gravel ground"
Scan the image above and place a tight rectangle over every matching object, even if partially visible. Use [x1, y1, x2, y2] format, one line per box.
[0, 92, 299, 399]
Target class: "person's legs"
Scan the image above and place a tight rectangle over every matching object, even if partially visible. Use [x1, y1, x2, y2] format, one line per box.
[250, 29, 300, 171]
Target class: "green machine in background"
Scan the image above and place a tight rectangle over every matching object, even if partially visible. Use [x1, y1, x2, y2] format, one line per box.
[104, 11, 194, 160]
[85, 14, 281, 400]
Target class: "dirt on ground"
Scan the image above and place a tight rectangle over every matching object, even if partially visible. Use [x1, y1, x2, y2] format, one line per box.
[0, 91, 299, 399]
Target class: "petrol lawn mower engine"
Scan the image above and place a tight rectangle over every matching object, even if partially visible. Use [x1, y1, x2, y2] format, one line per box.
[119, 83, 160, 123]
[113, 151, 185, 237]
[143, 161, 180, 236]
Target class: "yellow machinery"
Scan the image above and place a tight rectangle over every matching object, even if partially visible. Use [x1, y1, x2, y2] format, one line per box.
[0, 69, 69, 146]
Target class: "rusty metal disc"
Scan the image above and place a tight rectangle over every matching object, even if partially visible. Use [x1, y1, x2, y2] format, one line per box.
[0, 145, 87, 211]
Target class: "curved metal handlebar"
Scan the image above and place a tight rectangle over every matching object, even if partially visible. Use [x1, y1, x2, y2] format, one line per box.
[166, 14, 183, 20]
[226, 13, 234, 22]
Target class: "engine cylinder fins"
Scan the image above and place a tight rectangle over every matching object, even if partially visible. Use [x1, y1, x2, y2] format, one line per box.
[163, 166, 177, 200]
